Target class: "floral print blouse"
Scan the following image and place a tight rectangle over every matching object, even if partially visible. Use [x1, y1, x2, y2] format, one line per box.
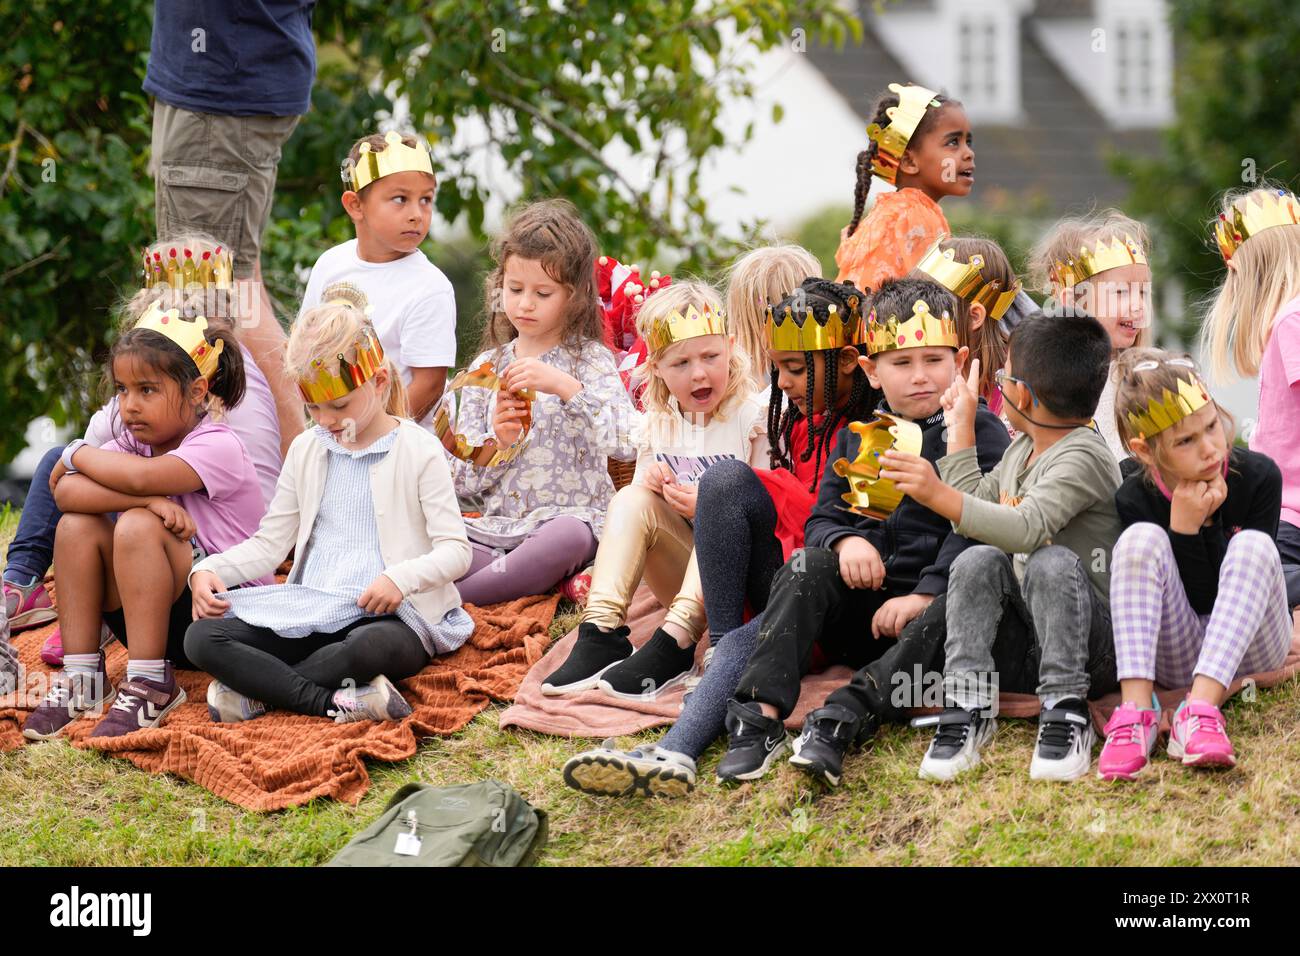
[450, 338, 639, 550]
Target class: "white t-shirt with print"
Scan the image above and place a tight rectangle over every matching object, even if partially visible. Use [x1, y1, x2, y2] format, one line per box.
[299, 239, 457, 425]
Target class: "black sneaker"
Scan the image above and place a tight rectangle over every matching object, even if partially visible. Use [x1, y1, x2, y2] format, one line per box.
[1029, 696, 1096, 781]
[716, 699, 789, 783]
[541, 622, 632, 696]
[596, 628, 696, 700]
[918, 706, 997, 782]
[788, 703, 876, 787]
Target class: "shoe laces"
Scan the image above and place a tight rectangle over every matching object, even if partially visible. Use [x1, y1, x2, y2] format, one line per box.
[1105, 720, 1145, 748]
[1038, 716, 1079, 751]
[42, 681, 72, 707]
[110, 691, 139, 713]
[933, 719, 972, 749]
[1184, 709, 1226, 741]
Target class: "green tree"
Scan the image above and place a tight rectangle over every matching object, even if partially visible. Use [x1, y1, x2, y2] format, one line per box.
[2, 0, 859, 466]
[1118, 0, 1300, 342]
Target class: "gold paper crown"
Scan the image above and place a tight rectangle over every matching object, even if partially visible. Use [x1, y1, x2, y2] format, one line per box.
[1214, 189, 1300, 262]
[764, 295, 864, 352]
[341, 131, 435, 192]
[141, 244, 232, 290]
[915, 241, 1022, 321]
[321, 281, 373, 316]
[865, 83, 942, 185]
[432, 363, 535, 467]
[1051, 235, 1148, 289]
[645, 303, 728, 354]
[832, 413, 924, 519]
[132, 302, 224, 381]
[864, 299, 959, 356]
[1126, 376, 1213, 440]
[297, 325, 386, 404]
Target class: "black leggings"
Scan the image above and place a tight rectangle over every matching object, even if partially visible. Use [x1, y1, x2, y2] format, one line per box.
[183, 615, 431, 717]
[694, 459, 785, 643]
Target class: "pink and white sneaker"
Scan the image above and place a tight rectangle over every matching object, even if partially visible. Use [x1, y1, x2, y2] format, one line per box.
[1097, 701, 1160, 781]
[2, 578, 56, 633]
[39, 622, 116, 667]
[560, 566, 594, 606]
[1168, 700, 1236, 769]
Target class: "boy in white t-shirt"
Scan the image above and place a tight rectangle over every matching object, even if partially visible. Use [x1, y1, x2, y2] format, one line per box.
[299, 131, 457, 425]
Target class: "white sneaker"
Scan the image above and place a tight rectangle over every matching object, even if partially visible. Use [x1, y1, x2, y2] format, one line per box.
[562, 739, 697, 798]
[1029, 698, 1096, 781]
[919, 707, 997, 782]
[329, 675, 413, 723]
[680, 645, 714, 708]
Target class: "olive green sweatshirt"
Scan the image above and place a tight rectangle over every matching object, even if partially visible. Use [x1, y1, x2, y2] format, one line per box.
[937, 427, 1122, 605]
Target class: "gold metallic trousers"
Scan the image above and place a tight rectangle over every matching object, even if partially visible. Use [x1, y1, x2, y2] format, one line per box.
[582, 484, 706, 640]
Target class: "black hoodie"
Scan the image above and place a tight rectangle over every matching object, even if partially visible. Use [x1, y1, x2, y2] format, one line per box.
[804, 399, 1011, 595]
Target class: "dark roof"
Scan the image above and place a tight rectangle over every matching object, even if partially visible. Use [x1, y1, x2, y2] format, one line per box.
[805, 3, 1164, 217]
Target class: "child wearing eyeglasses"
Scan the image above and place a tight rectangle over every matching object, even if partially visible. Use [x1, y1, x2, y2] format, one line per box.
[879, 310, 1122, 782]
[1097, 349, 1289, 779]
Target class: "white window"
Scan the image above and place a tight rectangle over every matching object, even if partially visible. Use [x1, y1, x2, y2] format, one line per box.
[1116, 20, 1156, 107]
[958, 18, 998, 102]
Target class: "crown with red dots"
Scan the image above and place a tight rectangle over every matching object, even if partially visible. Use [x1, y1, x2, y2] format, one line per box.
[864, 299, 958, 356]
[1213, 189, 1300, 262]
[141, 244, 232, 291]
[132, 301, 224, 381]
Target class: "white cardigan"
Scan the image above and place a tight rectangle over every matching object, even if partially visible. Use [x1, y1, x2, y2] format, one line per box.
[191, 419, 472, 624]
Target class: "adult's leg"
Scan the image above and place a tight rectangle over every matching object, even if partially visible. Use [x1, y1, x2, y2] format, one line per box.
[184, 617, 340, 716]
[693, 459, 783, 641]
[582, 486, 693, 629]
[942, 546, 1038, 711]
[456, 516, 598, 606]
[151, 103, 303, 457]
[659, 616, 762, 759]
[292, 617, 431, 689]
[3, 446, 63, 584]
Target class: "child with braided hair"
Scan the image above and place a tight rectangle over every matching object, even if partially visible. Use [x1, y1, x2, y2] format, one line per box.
[835, 84, 974, 293]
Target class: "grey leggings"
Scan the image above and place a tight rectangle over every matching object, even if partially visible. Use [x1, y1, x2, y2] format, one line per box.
[660, 614, 762, 760]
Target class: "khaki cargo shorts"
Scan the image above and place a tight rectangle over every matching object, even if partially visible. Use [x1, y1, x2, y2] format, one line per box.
[151, 102, 300, 279]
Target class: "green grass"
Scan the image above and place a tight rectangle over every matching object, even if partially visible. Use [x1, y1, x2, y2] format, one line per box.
[4, 507, 1300, 866]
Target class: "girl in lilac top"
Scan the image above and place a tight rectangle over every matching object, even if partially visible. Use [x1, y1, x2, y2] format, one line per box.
[22, 302, 265, 742]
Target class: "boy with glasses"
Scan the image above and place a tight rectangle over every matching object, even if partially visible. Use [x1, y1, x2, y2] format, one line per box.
[878, 310, 1122, 781]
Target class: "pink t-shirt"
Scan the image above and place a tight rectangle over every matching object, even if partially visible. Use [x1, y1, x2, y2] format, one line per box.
[85, 344, 282, 507]
[102, 422, 272, 584]
[1252, 298, 1300, 528]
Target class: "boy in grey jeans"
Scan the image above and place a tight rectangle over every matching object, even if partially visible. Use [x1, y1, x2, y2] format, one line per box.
[879, 311, 1121, 782]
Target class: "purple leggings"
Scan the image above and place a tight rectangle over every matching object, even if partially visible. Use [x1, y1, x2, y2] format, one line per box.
[455, 516, 599, 606]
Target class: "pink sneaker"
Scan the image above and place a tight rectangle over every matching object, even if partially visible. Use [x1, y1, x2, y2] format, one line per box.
[40, 623, 116, 668]
[2, 578, 56, 633]
[1097, 701, 1160, 781]
[1168, 700, 1236, 769]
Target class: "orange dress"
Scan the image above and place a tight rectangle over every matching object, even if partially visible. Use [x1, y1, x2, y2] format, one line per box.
[834, 187, 950, 293]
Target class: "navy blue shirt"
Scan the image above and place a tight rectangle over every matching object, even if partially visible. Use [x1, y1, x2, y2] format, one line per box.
[143, 1, 317, 117]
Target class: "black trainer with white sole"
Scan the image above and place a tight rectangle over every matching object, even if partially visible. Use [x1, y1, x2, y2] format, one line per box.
[788, 703, 876, 787]
[541, 622, 632, 696]
[716, 699, 789, 783]
[596, 628, 696, 700]
[1029, 696, 1096, 781]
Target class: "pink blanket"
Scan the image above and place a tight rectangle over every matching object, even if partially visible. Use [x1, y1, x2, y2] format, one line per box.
[501, 587, 1300, 739]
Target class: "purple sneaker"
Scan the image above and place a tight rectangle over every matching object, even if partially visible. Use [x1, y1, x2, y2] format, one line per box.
[89, 663, 187, 739]
[22, 655, 115, 741]
[3, 577, 57, 633]
[328, 674, 413, 723]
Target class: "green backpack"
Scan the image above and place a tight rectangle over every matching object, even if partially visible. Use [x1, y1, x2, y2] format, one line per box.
[326, 780, 548, 867]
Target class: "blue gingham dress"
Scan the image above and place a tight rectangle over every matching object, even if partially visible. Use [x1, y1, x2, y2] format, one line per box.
[221, 427, 474, 655]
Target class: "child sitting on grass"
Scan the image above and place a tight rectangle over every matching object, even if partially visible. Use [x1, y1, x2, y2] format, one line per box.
[879, 311, 1122, 782]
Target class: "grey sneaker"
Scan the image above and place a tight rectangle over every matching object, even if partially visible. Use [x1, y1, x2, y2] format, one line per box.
[206, 680, 268, 723]
[329, 674, 413, 723]
[562, 739, 697, 798]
